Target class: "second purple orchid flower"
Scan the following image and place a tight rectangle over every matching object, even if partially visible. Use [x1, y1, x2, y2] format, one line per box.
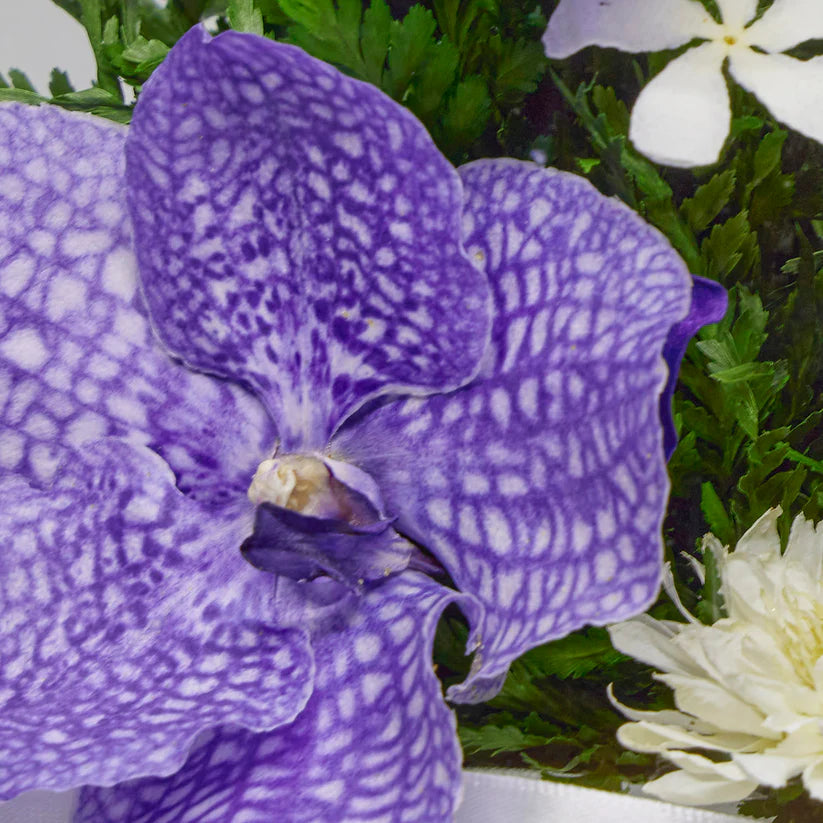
[0, 25, 725, 823]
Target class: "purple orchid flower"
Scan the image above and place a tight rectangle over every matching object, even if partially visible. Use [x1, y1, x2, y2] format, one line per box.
[0, 26, 725, 823]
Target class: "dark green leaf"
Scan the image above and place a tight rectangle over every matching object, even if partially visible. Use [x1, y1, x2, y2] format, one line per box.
[0, 88, 46, 104]
[48, 69, 75, 97]
[439, 74, 491, 151]
[360, 0, 392, 85]
[8, 69, 36, 92]
[386, 5, 437, 98]
[680, 169, 735, 234]
[699, 482, 733, 548]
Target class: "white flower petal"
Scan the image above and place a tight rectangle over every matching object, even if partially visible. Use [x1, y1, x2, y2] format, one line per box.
[629, 42, 730, 167]
[607, 684, 700, 728]
[733, 752, 808, 787]
[659, 673, 769, 737]
[665, 750, 754, 780]
[716, 0, 758, 29]
[746, 0, 823, 52]
[643, 762, 758, 806]
[730, 51, 823, 147]
[608, 616, 701, 676]
[661, 562, 700, 623]
[731, 506, 782, 559]
[784, 514, 823, 578]
[543, 0, 718, 59]
[802, 758, 823, 801]
[721, 557, 777, 624]
[618, 719, 760, 755]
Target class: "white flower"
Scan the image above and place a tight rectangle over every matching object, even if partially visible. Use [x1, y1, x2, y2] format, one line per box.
[608, 508, 823, 806]
[543, 0, 823, 167]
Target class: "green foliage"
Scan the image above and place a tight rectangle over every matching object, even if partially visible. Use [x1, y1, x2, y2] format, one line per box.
[228, 0, 265, 34]
[269, 0, 545, 160]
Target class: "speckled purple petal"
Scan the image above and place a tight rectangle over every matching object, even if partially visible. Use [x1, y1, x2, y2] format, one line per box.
[661, 275, 728, 457]
[334, 159, 693, 701]
[0, 102, 275, 504]
[126, 27, 492, 452]
[0, 439, 312, 799]
[75, 572, 470, 823]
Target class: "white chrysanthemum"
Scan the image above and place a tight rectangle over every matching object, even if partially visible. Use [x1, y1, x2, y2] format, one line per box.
[608, 508, 823, 806]
[544, 0, 823, 167]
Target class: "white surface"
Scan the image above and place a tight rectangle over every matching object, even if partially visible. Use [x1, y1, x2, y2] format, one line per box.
[0, 0, 96, 92]
[456, 772, 763, 823]
[1, 775, 760, 823]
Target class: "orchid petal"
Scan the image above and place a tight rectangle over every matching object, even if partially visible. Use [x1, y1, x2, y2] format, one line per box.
[715, 0, 758, 29]
[630, 42, 731, 168]
[661, 276, 727, 457]
[75, 572, 469, 823]
[729, 50, 823, 147]
[745, 0, 823, 52]
[126, 27, 491, 453]
[0, 439, 312, 799]
[543, 0, 718, 59]
[334, 160, 693, 701]
[0, 102, 274, 504]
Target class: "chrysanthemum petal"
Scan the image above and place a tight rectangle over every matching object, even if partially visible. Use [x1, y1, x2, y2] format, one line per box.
[658, 673, 769, 737]
[126, 27, 491, 453]
[642, 753, 758, 805]
[630, 42, 731, 167]
[729, 50, 823, 148]
[543, 0, 718, 59]
[745, 0, 823, 52]
[802, 758, 823, 802]
[334, 160, 692, 701]
[0, 440, 312, 799]
[609, 617, 704, 677]
[784, 513, 823, 578]
[734, 751, 809, 787]
[617, 719, 758, 755]
[661, 276, 727, 457]
[0, 103, 274, 504]
[74, 572, 467, 823]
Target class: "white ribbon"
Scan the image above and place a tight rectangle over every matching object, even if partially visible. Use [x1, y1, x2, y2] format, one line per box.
[0, 775, 773, 821]
[456, 770, 769, 823]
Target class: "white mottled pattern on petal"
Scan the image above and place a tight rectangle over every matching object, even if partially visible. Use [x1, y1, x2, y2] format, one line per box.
[126, 28, 491, 452]
[0, 440, 311, 799]
[0, 103, 275, 503]
[75, 573, 467, 823]
[630, 42, 731, 168]
[729, 51, 823, 148]
[543, 0, 718, 59]
[334, 160, 692, 701]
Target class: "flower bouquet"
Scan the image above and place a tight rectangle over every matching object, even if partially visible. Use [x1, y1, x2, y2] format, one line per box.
[1, 1, 822, 821]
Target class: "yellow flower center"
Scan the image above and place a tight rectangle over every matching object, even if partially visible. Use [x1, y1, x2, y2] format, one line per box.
[774, 588, 823, 688]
